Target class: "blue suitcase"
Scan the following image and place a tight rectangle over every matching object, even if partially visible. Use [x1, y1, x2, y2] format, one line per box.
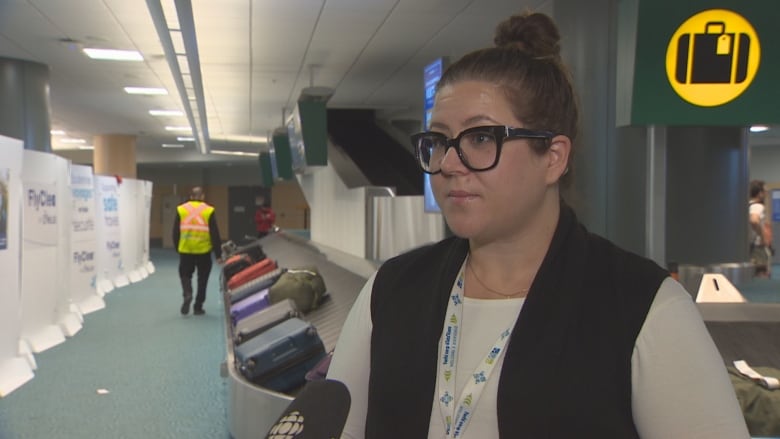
[229, 288, 271, 327]
[234, 318, 326, 393]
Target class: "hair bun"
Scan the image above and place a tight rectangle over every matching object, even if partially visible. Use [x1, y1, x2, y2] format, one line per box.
[493, 12, 561, 59]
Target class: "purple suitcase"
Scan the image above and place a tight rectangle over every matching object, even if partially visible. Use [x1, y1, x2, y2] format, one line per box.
[229, 288, 271, 327]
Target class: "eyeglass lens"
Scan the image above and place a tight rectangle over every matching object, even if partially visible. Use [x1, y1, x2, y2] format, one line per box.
[417, 129, 499, 173]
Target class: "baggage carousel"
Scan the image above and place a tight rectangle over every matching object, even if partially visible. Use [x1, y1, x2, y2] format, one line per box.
[222, 231, 375, 439]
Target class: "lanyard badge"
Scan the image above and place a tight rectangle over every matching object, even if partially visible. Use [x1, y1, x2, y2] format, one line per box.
[438, 261, 515, 438]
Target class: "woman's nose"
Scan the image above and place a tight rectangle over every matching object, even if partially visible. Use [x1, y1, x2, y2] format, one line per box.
[439, 145, 466, 174]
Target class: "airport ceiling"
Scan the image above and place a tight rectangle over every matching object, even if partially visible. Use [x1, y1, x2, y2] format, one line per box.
[0, 0, 775, 167]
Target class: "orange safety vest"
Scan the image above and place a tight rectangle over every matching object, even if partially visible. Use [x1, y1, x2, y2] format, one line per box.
[177, 201, 215, 254]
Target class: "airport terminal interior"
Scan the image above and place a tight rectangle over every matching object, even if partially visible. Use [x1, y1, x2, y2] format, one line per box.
[1, 0, 780, 438]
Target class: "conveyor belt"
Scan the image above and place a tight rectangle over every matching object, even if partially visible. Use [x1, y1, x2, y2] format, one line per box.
[252, 232, 372, 352]
[699, 303, 780, 368]
[223, 231, 376, 439]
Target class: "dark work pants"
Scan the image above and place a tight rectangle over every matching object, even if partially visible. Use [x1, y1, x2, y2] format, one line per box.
[178, 253, 213, 310]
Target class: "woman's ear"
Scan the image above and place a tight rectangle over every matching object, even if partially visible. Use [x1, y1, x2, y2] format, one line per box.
[545, 135, 571, 184]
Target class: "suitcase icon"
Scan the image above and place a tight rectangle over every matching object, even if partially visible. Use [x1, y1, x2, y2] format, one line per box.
[675, 21, 750, 84]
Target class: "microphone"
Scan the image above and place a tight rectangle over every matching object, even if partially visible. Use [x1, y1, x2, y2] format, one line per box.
[265, 379, 351, 439]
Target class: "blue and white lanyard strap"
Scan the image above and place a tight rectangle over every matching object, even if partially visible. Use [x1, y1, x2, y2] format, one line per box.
[438, 263, 515, 438]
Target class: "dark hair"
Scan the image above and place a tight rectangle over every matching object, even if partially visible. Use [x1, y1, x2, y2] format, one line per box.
[436, 12, 579, 186]
[750, 180, 765, 198]
[190, 186, 205, 200]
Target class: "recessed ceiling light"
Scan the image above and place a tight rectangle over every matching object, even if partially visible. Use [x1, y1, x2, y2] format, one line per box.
[78, 145, 95, 150]
[750, 125, 770, 133]
[162, 143, 185, 148]
[124, 86, 168, 95]
[165, 126, 191, 132]
[60, 138, 87, 144]
[211, 149, 259, 157]
[149, 109, 184, 117]
[211, 134, 268, 143]
[83, 48, 143, 61]
[50, 129, 66, 136]
[176, 136, 195, 142]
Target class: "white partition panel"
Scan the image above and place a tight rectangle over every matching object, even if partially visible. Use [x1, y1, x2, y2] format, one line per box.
[69, 165, 104, 314]
[0, 136, 34, 397]
[374, 196, 446, 261]
[94, 175, 124, 292]
[142, 180, 154, 275]
[297, 162, 367, 259]
[119, 179, 141, 283]
[20, 150, 75, 352]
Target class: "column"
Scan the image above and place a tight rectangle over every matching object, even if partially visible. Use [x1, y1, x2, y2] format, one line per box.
[93, 134, 137, 178]
[0, 57, 51, 151]
[666, 126, 750, 265]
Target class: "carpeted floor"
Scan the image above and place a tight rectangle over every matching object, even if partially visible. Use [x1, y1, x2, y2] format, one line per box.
[0, 248, 231, 439]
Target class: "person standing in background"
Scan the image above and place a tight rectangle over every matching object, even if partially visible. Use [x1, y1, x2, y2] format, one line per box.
[254, 195, 276, 238]
[173, 186, 223, 315]
[749, 179, 773, 278]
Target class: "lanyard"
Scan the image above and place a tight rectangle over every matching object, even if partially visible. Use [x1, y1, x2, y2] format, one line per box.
[437, 261, 516, 438]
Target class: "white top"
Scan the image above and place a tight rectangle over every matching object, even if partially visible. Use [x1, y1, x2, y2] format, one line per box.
[327, 273, 750, 439]
[750, 202, 766, 246]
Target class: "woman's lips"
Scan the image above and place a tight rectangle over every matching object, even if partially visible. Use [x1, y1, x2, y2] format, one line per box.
[447, 190, 477, 201]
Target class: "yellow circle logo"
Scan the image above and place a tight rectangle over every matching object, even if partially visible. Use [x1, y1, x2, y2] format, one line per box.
[666, 9, 761, 107]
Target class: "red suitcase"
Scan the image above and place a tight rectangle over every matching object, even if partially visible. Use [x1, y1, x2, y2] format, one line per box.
[222, 254, 253, 283]
[227, 258, 278, 291]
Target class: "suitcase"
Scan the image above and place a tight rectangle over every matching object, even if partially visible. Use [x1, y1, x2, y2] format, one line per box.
[230, 288, 271, 327]
[233, 298, 300, 345]
[226, 257, 277, 291]
[222, 254, 253, 283]
[227, 267, 285, 304]
[234, 318, 327, 393]
[231, 240, 266, 262]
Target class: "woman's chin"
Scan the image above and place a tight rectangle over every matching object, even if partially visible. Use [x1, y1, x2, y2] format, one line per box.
[443, 216, 481, 239]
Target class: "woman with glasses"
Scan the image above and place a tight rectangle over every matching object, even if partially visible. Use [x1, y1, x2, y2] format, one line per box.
[327, 11, 748, 439]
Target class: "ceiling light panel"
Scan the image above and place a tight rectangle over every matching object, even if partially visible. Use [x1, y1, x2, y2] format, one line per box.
[165, 125, 192, 131]
[83, 48, 144, 61]
[124, 86, 169, 95]
[149, 109, 184, 116]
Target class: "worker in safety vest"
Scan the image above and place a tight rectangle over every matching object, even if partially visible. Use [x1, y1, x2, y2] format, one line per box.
[173, 186, 223, 315]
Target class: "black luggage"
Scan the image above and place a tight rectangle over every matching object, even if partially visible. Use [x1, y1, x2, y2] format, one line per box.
[231, 240, 266, 262]
[221, 239, 266, 261]
[233, 298, 300, 345]
[234, 318, 326, 393]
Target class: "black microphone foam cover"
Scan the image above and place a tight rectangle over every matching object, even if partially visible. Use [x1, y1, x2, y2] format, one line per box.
[265, 379, 351, 439]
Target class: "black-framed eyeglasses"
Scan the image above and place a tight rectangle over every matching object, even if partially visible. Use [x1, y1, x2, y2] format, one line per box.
[411, 125, 555, 174]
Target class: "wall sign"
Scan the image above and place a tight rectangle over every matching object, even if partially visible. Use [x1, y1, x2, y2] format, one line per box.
[665, 9, 761, 107]
[627, 0, 778, 125]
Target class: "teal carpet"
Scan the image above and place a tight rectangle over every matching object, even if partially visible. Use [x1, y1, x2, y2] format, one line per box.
[0, 248, 230, 439]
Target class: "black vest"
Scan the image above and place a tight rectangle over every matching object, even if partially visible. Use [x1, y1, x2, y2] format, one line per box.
[366, 205, 668, 438]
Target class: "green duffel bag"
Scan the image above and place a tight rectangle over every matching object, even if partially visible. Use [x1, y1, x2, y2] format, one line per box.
[269, 266, 326, 313]
[727, 366, 780, 437]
